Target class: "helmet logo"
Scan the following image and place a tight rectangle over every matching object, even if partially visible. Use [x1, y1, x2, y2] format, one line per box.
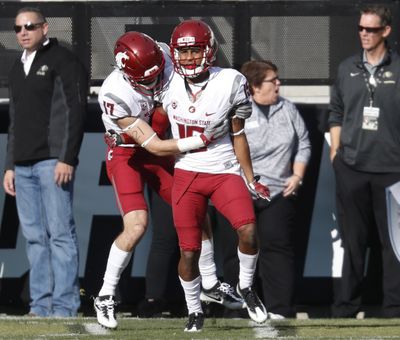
[177, 36, 196, 45]
[115, 51, 129, 69]
[144, 65, 159, 77]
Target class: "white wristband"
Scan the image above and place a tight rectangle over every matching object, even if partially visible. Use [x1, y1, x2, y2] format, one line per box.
[177, 136, 205, 153]
[141, 132, 157, 147]
[230, 128, 245, 136]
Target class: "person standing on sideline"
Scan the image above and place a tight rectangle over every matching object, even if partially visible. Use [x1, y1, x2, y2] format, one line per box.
[329, 5, 400, 318]
[160, 20, 270, 331]
[3, 7, 88, 317]
[239, 60, 310, 318]
[94, 31, 240, 329]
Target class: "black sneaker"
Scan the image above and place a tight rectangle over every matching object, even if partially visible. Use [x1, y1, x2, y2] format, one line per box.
[201, 281, 244, 310]
[184, 312, 204, 332]
[237, 285, 267, 323]
[94, 295, 118, 329]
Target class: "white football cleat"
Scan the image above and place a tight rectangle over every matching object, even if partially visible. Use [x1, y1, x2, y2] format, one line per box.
[94, 295, 118, 329]
[237, 285, 267, 323]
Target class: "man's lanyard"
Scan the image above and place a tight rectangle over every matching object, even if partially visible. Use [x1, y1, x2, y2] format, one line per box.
[361, 66, 384, 131]
[362, 68, 383, 106]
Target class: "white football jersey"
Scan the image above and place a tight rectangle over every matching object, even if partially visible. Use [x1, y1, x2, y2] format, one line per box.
[99, 68, 154, 134]
[99, 45, 174, 145]
[161, 67, 250, 174]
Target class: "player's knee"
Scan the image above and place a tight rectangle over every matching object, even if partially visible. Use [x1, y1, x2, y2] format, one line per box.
[178, 250, 200, 279]
[237, 223, 258, 248]
[122, 222, 147, 244]
[180, 249, 200, 261]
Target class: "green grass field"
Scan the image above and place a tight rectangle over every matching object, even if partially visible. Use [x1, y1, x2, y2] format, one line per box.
[0, 317, 400, 339]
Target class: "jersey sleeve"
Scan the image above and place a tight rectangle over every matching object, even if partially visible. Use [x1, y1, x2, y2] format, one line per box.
[229, 72, 251, 107]
[99, 91, 143, 120]
[99, 70, 148, 120]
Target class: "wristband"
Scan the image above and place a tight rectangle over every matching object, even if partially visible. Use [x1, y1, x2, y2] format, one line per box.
[248, 175, 260, 189]
[177, 136, 204, 153]
[230, 128, 245, 136]
[141, 132, 157, 148]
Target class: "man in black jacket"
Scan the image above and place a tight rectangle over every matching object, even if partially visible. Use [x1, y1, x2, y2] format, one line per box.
[329, 5, 400, 318]
[3, 7, 88, 317]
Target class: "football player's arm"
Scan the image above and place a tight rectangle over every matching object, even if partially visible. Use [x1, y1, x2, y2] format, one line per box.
[231, 116, 270, 200]
[116, 116, 180, 156]
[116, 112, 227, 156]
[104, 107, 170, 147]
[231, 116, 255, 184]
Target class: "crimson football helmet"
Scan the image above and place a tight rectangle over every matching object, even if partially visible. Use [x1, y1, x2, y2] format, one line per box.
[170, 20, 218, 78]
[114, 31, 165, 95]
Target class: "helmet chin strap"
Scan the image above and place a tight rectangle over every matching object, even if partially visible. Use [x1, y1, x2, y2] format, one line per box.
[180, 55, 208, 78]
[126, 73, 163, 96]
[139, 77, 158, 89]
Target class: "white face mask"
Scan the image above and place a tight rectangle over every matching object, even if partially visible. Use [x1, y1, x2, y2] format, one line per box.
[174, 48, 209, 78]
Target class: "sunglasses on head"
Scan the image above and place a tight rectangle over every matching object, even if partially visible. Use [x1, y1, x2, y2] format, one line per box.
[358, 25, 385, 34]
[14, 22, 44, 33]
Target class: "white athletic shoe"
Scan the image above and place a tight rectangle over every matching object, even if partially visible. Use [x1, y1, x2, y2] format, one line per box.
[94, 295, 118, 329]
[237, 285, 267, 323]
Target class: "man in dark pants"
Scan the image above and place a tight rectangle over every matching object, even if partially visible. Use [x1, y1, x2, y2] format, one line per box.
[329, 5, 400, 318]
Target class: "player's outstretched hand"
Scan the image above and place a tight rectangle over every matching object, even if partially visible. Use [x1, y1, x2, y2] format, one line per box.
[200, 118, 230, 146]
[249, 176, 271, 201]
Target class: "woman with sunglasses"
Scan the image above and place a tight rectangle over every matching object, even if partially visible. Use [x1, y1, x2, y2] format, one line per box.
[3, 7, 88, 317]
[329, 5, 400, 318]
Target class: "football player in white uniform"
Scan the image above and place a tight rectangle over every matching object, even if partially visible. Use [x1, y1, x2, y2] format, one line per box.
[94, 31, 240, 329]
[161, 20, 270, 331]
